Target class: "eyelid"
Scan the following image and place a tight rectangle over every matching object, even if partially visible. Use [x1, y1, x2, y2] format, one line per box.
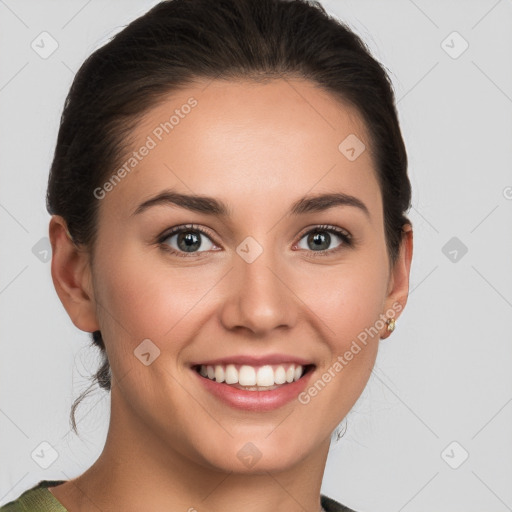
[295, 223, 352, 241]
[158, 223, 218, 243]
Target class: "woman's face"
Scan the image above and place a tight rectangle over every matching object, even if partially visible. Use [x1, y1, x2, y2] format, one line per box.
[60, 78, 411, 473]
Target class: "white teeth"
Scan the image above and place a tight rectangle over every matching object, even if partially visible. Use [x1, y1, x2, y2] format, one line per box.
[225, 364, 238, 384]
[256, 365, 274, 386]
[274, 366, 286, 384]
[214, 365, 225, 383]
[197, 363, 307, 388]
[239, 365, 256, 386]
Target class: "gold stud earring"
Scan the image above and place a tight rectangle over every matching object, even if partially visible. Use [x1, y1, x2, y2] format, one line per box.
[386, 318, 396, 333]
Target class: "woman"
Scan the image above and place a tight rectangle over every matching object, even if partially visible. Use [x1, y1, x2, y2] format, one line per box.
[1, 0, 413, 510]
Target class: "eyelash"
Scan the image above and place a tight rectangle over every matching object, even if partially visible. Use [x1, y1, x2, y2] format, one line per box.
[156, 223, 353, 259]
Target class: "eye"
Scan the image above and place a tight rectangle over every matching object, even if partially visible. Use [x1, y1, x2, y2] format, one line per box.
[157, 223, 353, 259]
[158, 224, 218, 257]
[295, 225, 352, 255]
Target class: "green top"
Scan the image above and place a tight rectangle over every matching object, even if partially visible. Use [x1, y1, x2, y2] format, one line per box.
[0, 480, 356, 511]
[0, 481, 67, 512]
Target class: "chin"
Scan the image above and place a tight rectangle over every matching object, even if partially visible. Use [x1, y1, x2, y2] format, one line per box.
[194, 435, 315, 475]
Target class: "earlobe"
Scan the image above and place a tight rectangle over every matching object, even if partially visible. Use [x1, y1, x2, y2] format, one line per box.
[381, 224, 413, 339]
[49, 215, 100, 333]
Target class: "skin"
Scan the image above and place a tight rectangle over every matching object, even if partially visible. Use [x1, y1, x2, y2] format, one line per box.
[48, 78, 413, 512]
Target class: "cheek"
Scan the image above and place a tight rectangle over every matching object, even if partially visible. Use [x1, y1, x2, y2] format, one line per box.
[293, 258, 389, 347]
[93, 250, 223, 355]
[293, 262, 387, 428]
[92, 253, 208, 412]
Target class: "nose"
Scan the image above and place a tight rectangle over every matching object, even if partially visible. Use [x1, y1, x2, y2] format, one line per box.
[219, 246, 298, 336]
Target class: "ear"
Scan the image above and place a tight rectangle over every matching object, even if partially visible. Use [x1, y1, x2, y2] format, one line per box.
[49, 215, 100, 333]
[380, 224, 413, 339]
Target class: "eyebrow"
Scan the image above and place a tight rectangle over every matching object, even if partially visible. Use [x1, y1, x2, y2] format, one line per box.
[132, 189, 370, 219]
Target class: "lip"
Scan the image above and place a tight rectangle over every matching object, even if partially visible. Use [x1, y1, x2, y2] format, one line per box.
[190, 354, 313, 367]
[191, 362, 316, 412]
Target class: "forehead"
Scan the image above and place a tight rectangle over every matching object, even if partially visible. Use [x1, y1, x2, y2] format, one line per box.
[100, 78, 382, 222]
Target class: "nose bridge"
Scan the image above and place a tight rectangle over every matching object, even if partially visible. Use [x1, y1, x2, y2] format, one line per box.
[220, 235, 296, 334]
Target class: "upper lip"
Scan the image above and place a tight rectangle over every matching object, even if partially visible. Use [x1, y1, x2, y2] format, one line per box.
[190, 354, 314, 367]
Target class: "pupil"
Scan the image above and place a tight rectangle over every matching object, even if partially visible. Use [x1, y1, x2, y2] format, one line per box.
[178, 231, 201, 252]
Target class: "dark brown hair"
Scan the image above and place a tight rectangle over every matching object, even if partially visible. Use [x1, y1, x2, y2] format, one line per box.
[46, 0, 412, 434]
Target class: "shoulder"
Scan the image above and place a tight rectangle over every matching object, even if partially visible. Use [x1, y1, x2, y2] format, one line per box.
[1, 484, 353, 512]
[0, 480, 68, 511]
[321, 493, 359, 512]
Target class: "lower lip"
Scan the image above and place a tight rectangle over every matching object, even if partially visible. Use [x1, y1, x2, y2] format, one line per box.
[192, 367, 315, 412]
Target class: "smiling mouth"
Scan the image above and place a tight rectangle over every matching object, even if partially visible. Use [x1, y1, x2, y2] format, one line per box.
[192, 363, 316, 391]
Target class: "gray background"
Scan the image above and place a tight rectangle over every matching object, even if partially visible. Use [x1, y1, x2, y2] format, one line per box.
[1, 1, 511, 510]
